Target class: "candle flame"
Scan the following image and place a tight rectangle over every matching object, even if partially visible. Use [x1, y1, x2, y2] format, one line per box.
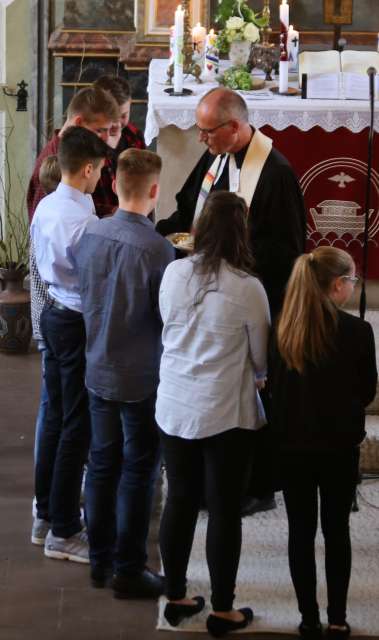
[177, 4, 181, 10]
[210, 28, 215, 35]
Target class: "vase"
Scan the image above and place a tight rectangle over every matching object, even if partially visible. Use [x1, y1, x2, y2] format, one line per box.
[228, 40, 251, 67]
[0, 267, 32, 353]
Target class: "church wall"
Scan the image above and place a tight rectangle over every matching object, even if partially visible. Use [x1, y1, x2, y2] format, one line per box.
[0, 0, 32, 236]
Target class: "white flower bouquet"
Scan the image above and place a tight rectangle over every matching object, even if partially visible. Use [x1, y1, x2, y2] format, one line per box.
[215, 0, 267, 54]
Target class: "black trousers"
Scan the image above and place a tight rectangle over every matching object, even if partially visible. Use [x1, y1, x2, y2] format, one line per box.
[35, 304, 90, 538]
[281, 447, 360, 627]
[159, 427, 254, 611]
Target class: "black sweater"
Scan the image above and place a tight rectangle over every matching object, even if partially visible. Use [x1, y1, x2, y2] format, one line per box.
[269, 310, 378, 453]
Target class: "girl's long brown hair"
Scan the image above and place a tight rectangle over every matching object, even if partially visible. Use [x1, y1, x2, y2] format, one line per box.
[277, 246, 354, 373]
[192, 191, 256, 305]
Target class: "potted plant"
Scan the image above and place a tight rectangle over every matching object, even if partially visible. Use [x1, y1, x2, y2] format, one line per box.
[216, 0, 268, 67]
[0, 122, 32, 353]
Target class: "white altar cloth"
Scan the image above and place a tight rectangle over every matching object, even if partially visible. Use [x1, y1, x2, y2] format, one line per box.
[145, 59, 379, 145]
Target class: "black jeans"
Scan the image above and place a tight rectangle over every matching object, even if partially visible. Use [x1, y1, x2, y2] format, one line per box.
[35, 304, 90, 538]
[281, 448, 360, 627]
[159, 427, 254, 611]
[86, 391, 161, 575]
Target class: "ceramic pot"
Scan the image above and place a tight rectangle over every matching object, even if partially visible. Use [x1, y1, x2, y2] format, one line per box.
[228, 40, 251, 67]
[0, 267, 32, 353]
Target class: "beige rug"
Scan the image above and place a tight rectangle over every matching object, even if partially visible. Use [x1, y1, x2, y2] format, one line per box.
[157, 480, 379, 635]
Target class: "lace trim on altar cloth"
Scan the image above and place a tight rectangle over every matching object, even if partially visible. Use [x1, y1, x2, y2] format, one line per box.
[145, 60, 379, 145]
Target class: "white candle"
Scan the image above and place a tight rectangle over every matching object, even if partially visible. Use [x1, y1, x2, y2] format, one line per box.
[203, 29, 219, 81]
[174, 5, 184, 93]
[280, 0, 289, 29]
[192, 22, 206, 45]
[287, 24, 299, 72]
[279, 60, 289, 93]
[169, 25, 175, 65]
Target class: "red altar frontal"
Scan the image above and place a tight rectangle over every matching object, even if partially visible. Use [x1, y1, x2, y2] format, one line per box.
[262, 126, 379, 279]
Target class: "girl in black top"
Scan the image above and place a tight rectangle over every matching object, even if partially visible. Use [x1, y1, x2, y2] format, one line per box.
[269, 247, 377, 640]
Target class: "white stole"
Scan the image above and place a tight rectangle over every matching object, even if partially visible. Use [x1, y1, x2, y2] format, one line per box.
[193, 129, 273, 227]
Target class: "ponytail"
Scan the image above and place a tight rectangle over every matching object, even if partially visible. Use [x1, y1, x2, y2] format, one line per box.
[277, 247, 354, 373]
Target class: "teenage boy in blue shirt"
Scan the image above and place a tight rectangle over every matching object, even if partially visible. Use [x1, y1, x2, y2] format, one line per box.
[75, 148, 174, 597]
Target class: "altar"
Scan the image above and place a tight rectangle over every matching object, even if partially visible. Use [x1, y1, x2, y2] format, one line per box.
[146, 58, 379, 279]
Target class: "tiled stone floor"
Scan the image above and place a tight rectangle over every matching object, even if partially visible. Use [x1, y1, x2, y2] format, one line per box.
[0, 347, 376, 640]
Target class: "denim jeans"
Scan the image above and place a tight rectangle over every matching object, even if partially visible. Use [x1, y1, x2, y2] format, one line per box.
[35, 304, 90, 538]
[34, 340, 49, 464]
[85, 391, 161, 576]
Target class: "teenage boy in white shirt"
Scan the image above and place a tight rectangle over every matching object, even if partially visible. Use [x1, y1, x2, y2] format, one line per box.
[31, 126, 108, 563]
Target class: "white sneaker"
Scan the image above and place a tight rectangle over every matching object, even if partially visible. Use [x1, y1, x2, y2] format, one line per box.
[31, 517, 50, 545]
[44, 529, 89, 564]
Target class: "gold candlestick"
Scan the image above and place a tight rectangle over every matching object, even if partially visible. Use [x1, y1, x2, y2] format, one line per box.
[167, 0, 202, 84]
[250, 0, 276, 81]
[261, 0, 272, 46]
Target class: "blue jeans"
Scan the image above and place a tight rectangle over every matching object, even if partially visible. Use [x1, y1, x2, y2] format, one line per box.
[35, 304, 90, 538]
[34, 341, 49, 464]
[85, 391, 161, 576]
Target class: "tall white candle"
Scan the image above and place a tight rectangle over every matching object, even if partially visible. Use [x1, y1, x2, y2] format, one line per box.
[174, 5, 184, 93]
[169, 25, 175, 65]
[287, 24, 299, 72]
[280, 0, 289, 29]
[279, 60, 289, 93]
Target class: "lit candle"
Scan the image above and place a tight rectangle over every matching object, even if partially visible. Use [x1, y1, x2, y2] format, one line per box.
[279, 0, 289, 93]
[174, 5, 184, 93]
[280, 0, 289, 30]
[203, 29, 219, 81]
[287, 24, 299, 72]
[192, 22, 206, 46]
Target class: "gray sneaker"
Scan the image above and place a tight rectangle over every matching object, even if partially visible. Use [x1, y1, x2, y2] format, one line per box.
[31, 517, 50, 545]
[44, 529, 89, 564]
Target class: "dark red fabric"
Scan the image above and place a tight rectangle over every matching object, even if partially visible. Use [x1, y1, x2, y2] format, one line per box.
[261, 126, 379, 279]
[27, 133, 60, 222]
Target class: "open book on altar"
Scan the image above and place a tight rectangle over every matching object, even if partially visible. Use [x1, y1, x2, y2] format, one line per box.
[299, 50, 379, 100]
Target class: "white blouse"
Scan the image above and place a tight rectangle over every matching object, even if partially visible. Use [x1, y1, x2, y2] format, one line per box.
[156, 257, 271, 440]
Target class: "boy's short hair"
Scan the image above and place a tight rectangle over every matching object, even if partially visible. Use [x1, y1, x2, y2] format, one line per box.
[58, 126, 109, 175]
[67, 86, 119, 123]
[116, 149, 162, 199]
[93, 75, 131, 106]
[39, 155, 61, 194]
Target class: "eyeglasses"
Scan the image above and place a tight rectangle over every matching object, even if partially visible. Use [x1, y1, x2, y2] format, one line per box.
[196, 120, 232, 136]
[341, 275, 360, 286]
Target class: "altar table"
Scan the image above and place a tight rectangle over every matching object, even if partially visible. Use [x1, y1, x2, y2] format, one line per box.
[146, 59, 379, 279]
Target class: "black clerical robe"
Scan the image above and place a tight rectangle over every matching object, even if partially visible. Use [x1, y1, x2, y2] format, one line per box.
[156, 144, 306, 316]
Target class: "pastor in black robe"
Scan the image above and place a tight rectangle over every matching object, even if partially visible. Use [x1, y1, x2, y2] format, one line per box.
[156, 141, 306, 317]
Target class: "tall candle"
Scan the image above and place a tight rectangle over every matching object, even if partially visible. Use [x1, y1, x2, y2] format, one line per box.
[280, 0, 289, 30]
[203, 29, 219, 81]
[192, 22, 207, 63]
[174, 5, 184, 93]
[279, 0, 289, 92]
[287, 24, 299, 72]
[169, 25, 175, 65]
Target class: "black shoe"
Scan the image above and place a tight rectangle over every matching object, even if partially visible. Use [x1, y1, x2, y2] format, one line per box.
[113, 567, 165, 599]
[164, 596, 205, 626]
[326, 623, 351, 639]
[90, 565, 113, 589]
[241, 496, 277, 517]
[206, 608, 254, 637]
[299, 622, 323, 639]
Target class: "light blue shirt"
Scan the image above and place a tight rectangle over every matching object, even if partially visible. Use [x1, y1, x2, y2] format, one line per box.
[31, 182, 95, 312]
[156, 257, 271, 439]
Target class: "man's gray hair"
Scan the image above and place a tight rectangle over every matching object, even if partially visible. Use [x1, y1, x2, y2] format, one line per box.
[198, 88, 249, 123]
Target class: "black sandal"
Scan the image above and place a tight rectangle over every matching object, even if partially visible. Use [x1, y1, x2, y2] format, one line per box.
[206, 607, 254, 638]
[326, 623, 351, 639]
[299, 621, 323, 639]
[164, 596, 205, 627]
